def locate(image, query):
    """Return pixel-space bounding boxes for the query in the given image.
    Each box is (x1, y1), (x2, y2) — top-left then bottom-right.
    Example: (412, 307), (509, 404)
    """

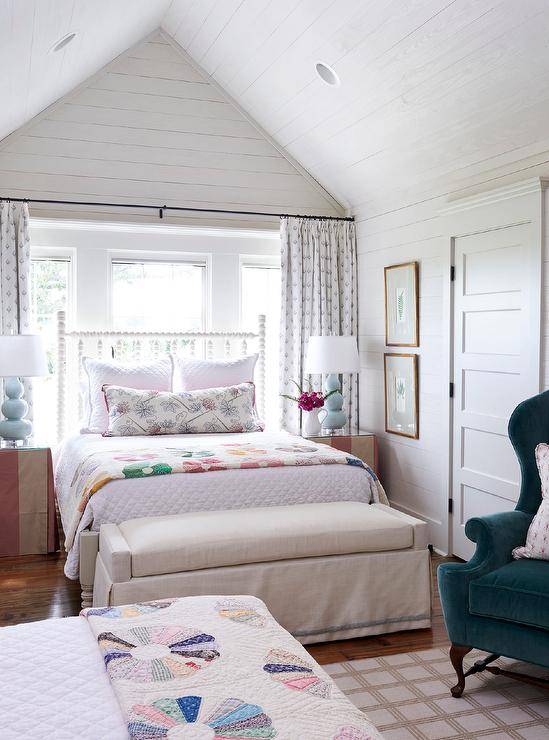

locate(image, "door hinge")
(448, 498), (454, 514)
(449, 381), (454, 398)
(450, 265), (455, 281)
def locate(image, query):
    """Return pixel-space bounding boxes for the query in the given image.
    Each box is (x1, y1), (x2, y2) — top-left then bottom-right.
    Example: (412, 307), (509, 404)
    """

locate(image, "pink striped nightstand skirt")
(0, 448), (59, 556)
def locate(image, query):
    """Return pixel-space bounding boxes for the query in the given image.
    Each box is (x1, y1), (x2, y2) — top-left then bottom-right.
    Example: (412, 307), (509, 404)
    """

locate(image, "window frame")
(30, 246), (76, 326)
(108, 249), (211, 332)
(239, 254), (281, 328)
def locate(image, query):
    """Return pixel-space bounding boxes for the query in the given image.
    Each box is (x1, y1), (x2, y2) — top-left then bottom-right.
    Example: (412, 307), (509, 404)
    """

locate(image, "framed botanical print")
(384, 261), (419, 346)
(384, 353), (419, 439)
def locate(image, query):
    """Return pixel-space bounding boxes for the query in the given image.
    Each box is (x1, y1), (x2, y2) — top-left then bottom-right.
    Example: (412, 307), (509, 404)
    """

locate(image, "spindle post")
(57, 311), (67, 442)
(257, 314), (266, 420)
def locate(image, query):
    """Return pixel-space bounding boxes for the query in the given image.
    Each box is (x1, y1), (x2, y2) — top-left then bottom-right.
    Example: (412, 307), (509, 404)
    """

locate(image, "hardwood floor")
(0, 550), (455, 664)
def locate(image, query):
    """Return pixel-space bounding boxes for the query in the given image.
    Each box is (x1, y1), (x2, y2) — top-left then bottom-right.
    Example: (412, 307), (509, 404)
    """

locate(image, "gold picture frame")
(384, 261), (419, 347)
(384, 353), (419, 439)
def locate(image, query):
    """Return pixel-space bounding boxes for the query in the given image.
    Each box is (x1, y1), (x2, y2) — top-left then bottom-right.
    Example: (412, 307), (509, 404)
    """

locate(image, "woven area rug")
(325, 648), (549, 739)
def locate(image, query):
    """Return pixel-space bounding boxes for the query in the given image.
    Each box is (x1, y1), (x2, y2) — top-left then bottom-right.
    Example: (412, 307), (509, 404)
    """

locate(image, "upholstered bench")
(94, 501), (432, 643)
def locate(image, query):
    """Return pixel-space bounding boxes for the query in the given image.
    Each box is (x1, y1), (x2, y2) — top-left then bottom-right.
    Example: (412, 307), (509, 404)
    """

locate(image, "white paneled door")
(452, 223), (541, 559)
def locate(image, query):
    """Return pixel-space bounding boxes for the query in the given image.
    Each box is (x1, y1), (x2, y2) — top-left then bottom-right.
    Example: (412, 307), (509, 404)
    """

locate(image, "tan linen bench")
(94, 501), (431, 644)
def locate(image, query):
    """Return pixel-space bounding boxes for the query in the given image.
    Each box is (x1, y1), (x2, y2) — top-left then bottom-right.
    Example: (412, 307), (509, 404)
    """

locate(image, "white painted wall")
(357, 178), (549, 554)
(357, 200), (448, 551)
(30, 219), (280, 331)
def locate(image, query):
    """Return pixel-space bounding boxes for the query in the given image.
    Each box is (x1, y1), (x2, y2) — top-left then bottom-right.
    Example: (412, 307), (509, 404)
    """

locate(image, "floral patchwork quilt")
(66, 434), (386, 543)
(81, 595), (383, 739)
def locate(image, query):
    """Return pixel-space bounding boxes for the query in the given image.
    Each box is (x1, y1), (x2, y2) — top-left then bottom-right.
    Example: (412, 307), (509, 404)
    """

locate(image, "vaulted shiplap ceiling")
(0, 0), (171, 143)
(3, 0), (549, 215)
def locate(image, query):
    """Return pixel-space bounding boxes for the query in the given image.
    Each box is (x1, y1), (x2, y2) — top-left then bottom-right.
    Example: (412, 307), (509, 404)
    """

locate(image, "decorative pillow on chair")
(103, 382), (264, 436)
(513, 442), (549, 560)
(82, 357), (172, 434)
(172, 354), (258, 392)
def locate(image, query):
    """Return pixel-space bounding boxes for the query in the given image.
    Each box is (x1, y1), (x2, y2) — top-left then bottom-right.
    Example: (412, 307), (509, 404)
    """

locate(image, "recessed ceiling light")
(50, 31), (77, 53)
(315, 61), (340, 87)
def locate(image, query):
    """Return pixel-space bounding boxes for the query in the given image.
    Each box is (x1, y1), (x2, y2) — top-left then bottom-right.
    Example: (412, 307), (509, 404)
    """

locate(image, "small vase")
(303, 408), (322, 436)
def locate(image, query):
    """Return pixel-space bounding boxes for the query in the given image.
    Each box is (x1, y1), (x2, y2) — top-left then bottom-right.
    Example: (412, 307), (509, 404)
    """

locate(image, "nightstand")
(305, 429), (378, 474)
(0, 445), (59, 556)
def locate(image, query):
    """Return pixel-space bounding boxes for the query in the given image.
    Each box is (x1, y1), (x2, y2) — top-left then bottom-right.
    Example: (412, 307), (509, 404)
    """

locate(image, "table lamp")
(0, 334), (48, 446)
(305, 335), (360, 432)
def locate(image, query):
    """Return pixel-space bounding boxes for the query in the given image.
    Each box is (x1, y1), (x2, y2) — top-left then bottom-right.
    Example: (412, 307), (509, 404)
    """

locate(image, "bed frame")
(55, 310), (266, 606)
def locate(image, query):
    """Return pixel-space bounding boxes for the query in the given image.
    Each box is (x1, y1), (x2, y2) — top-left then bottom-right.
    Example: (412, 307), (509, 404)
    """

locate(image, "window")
(30, 256), (71, 443)
(241, 262), (281, 427)
(111, 259), (206, 331)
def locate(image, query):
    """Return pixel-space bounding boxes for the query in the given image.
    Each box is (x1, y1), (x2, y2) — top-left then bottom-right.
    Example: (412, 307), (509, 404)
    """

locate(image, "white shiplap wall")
(357, 174), (549, 554)
(357, 199), (449, 551)
(0, 31), (342, 228)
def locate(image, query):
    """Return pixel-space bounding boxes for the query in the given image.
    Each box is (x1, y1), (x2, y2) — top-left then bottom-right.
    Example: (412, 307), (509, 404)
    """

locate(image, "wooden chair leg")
(450, 643), (473, 697)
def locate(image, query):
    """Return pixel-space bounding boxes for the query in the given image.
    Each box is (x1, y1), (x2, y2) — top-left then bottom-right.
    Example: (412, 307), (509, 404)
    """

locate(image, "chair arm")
(438, 510), (531, 645)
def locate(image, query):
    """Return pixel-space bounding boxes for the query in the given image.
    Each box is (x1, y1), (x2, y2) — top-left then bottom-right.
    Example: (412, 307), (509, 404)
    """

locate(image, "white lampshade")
(305, 335), (360, 374)
(0, 334), (48, 377)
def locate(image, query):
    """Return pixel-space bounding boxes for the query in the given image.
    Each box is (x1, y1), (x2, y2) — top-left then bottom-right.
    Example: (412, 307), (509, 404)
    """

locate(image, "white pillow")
(172, 354), (258, 392)
(103, 382), (264, 436)
(81, 356), (172, 434)
(513, 442), (549, 560)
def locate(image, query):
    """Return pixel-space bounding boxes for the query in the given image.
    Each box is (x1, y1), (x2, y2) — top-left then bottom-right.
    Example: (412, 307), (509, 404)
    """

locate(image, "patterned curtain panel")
(280, 216), (358, 434)
(0, 201), (33, 416)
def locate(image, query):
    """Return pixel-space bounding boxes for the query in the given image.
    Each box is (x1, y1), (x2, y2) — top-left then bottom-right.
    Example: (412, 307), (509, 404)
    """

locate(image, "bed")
(0, 595), (382, 740)
(56, 430), (386, 584)
(54, 310), (387, 610)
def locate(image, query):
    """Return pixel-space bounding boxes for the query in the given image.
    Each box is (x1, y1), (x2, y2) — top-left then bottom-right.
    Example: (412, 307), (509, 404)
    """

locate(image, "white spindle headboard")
(56, 311), (266, 442)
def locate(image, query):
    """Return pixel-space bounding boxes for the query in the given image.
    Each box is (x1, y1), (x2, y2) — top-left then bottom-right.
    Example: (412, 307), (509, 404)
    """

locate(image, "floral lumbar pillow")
(513, 442), (549, 560)
(102, 382), (264, 436)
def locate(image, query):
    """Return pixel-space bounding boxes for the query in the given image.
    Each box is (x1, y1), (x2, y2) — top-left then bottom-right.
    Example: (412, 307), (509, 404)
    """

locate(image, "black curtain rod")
(2, 196), (354, 222)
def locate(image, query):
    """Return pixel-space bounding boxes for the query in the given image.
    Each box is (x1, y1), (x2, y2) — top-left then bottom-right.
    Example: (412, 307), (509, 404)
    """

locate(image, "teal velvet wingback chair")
(438, 390), (549, 696)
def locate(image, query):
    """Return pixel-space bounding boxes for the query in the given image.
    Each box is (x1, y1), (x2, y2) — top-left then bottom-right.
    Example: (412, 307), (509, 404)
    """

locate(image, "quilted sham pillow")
(172, 354), (258, 392)
(103, 382), (264, 436)
(513, 442), (549, 560)
(82, 357), (172, 433)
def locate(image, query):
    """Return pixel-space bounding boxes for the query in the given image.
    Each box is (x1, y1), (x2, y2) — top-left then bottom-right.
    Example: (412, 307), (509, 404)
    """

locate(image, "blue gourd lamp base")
(322, 373), (347, 432)
(0, 377), (32, 445)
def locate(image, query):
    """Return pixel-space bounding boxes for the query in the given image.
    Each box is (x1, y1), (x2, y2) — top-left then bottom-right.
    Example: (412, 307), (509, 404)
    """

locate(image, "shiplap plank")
(128, 39), (179, 62)
(168, 0), (220, 50)
(199, 0), (273, 73)
(0, 152), (309, 192)
(28, 119), (287, 157)
(4, 136), (298, 175)
(0, 169), (331, 209)
(207, 0), (299, 82)
(74, 87), (243, 121)
(108, 55), (205, 83)
(186, 0), (249, 64)
(94, 71), (224, 101)
(48, 103), (264, 139)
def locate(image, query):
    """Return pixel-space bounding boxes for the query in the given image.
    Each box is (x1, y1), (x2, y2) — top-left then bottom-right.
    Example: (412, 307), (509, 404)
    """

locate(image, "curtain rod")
(2, 196), (354, 222)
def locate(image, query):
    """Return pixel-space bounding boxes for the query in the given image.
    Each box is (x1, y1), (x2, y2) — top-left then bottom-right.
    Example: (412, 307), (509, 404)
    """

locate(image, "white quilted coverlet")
(55, 431), (385, 579)
(0, 616), (127, 739)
